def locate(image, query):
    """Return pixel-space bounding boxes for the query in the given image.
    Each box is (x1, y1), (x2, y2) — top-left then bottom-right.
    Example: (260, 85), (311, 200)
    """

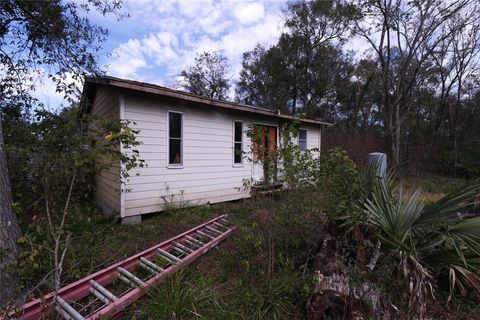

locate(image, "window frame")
(298, 128), (308, 151)
(232, 120), (244, 167)
(167, 110), (184, 168)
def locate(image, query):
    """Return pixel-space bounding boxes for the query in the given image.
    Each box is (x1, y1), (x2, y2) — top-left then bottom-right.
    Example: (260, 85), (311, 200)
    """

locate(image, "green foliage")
(0, 0), (124, 106)
(14, 225), (49, 286)
(276, 120), (321, 189)
(6, 107), (144, 210)
(180, 50), (231, 100)
(246, 121), (359, 217)
(457, 140), (480, 178)
(245, 123), (279, 186)
(142, 270), (230, 319)
(317, 148), (359, 216)
(3, 107), (144, 298)
(230, 275), (299, 319)
(236, 0), (356, 117)
(362, 174), (480, 300)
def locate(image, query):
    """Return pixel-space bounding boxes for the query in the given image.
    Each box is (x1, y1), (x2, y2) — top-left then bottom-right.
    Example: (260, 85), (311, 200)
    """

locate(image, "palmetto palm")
(363, 174), (480, 317)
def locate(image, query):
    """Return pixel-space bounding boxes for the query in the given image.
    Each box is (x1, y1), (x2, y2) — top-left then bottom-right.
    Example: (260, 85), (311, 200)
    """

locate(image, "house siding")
(121, 91), (322, 217)
(90, 86), (121, 214)
(86, 88), (322, 218)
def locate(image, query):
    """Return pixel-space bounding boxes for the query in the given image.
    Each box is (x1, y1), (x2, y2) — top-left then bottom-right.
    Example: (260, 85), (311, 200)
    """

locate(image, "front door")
(251, 124), (277, 183)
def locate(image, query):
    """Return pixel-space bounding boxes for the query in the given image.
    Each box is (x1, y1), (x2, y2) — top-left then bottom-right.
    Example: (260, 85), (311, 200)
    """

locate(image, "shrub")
(316, 148), (359, 216)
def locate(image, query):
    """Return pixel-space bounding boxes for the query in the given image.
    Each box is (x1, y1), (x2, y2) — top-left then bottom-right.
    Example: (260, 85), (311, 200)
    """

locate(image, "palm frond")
(424, 248), (480, 269)
(363, 179), (423, 250)
(447, 217), (480, 267)
(358, 157), (395, 200)
(448, 265), (480, 303)
(414, 183), (480, 226)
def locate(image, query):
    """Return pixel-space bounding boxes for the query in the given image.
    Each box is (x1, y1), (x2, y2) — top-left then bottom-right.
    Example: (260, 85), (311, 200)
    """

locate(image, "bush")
(317, 148), (359, 216)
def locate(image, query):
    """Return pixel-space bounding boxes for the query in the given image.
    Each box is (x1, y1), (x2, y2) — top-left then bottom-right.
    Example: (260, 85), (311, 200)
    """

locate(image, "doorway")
(251, 124), (277, 183)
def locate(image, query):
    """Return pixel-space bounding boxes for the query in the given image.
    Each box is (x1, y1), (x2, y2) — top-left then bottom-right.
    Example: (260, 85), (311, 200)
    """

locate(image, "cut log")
(306, 272), (382, 320)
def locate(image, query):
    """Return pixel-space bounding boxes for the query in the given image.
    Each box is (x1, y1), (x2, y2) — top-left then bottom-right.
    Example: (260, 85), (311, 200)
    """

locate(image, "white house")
(82, 76), (332, 223)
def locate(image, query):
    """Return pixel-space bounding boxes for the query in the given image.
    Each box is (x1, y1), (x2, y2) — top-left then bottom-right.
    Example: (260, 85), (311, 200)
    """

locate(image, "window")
(298, 129), (307, 150)
(168, 111), (182, 166)
(233, 121), (243, 164)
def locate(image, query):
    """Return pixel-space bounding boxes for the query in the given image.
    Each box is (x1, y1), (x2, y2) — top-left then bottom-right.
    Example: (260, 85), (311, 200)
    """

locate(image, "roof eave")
(84, 76), (333, 126)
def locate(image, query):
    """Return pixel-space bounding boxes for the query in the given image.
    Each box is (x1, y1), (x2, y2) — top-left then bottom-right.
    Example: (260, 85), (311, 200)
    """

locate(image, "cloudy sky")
(35, 0), (289, 108)
(102, 0), (287, 87)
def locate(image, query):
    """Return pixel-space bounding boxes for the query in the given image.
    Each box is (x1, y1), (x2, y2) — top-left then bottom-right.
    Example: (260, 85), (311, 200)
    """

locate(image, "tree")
(334, 58), (383, 132)
(429, 15), (480, 173)
(351, 0), (479, 168)
(236, 0), (355, 118)
(236, 42), (296, 113)
(180, 50), (231, 100)
(0, 0), (123, 306)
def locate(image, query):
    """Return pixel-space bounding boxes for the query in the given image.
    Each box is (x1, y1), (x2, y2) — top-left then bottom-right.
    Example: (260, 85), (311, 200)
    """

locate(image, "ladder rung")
(206, 226), (222, 235)
(55, 296), (85, 320)
(157, 248), (181, 263)
(202, 228), (218, 238)
(140, 257), (165, 273)
(173, 241), (194, 253)
(184, 239), (201, 249)
(185, 235), (204, 246)
(213, 221), (227, 230)
(55, 305), (75, 320)
(172, 246), (186, 255)
(89, 287), (110, 305)
(220, 218), (229, 225)
(117, 267), (145, 287)
(197, 230), (215, 240)
(89, 280), (118, 302)
(139, 260), (158, 274)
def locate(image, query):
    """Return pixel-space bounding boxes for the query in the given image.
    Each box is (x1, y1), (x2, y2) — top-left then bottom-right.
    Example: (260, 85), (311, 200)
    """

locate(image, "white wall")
(121, 91), (322, 217)
(91, 86), (121, 214)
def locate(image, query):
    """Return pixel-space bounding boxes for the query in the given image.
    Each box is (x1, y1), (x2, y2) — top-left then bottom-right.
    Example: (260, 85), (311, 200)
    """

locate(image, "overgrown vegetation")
(107, 149), (474, 319)
(2, 106), (144, 304)
(2, 139), (479, 319)
(2, 0), (480, 318)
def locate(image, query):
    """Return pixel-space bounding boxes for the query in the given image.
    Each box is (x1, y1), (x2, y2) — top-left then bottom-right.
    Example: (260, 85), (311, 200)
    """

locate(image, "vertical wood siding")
(91, 86), (121, 214)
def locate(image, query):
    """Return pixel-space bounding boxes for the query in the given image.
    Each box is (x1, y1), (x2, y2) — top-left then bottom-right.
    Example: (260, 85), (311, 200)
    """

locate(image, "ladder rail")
(6, 214), (235, 320)
(88, 224), (235, 319)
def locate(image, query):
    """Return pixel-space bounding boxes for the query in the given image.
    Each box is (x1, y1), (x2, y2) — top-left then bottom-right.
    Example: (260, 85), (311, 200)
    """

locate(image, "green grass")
(123, 190), (325, 319)
(134, 269), (232, 319)
(14, 173), (479, 319)
(400, 173), (469, 194)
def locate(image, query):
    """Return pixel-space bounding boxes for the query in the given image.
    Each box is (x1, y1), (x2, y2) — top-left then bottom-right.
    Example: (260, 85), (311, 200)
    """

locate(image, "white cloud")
(109, 39), (147, 78)
(26, 0), (287, 106)
(234, 2), (266, 24)
(103, 0), (286, 98)
(142, 32), (180, 65)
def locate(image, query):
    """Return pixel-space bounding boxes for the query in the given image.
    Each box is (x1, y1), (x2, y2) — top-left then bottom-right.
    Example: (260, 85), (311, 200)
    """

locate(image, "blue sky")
(34, 0), (289, 108)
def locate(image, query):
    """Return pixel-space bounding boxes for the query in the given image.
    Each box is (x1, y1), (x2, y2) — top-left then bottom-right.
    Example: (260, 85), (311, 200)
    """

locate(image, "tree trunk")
(392, 103), (401, 169)
(0, 115), (21, 307)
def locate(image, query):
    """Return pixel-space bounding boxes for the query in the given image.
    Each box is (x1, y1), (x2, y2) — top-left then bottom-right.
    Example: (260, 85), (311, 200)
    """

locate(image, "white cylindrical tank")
(367, 152), (387, 177)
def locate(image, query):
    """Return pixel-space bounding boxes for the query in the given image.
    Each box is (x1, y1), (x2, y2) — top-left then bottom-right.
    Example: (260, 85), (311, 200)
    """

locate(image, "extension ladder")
(8, 214), (235, 320)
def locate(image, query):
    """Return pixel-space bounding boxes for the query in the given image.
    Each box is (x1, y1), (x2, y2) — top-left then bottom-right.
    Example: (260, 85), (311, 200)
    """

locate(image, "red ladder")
(8, 214), (235, 320)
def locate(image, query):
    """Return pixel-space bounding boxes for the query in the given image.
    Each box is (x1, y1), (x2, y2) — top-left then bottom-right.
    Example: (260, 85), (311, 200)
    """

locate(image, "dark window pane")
(234, 121), (242, 142)
(169, 112), (182, 138)
(299, 129), (307, 140)
(234, 142), (242, 163)
(169, 139), (181, 164)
